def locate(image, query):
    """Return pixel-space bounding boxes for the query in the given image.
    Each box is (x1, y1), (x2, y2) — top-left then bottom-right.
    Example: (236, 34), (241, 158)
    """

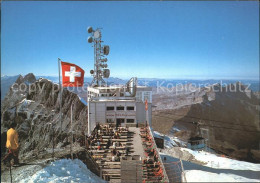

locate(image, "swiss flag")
(61, 61), (85, 87)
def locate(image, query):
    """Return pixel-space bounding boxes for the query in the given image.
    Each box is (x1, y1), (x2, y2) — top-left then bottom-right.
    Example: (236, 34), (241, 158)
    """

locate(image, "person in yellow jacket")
(6, 122), (19, 165)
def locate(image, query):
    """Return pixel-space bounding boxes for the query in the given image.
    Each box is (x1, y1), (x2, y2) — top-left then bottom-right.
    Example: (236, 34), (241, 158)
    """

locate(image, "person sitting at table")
(97, 140), (101, 146)
(115, 151), (121, 161)
(116, 150), (121, 157)
(112, 155), (116, 162)
(148, 149), (155, 156)
(114, 132), (120, 139)
(154, 154), (158, 162)
(106, 139), (112, 149)
(96, 123), (101, 130)
(97, 144), (102, 150)
(90, 139), (95, 146)
(147, 156), (154, 164)
(99, 136), (103, 142)
(118, 142), (122, 147)
(112, 147), (117, 156)
(112, 142), (116, 148)
(126, 146), (130, 156)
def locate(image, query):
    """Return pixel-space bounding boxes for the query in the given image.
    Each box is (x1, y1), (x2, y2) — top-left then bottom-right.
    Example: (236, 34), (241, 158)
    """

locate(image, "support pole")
(52, 123), (55, 160)
(58, 58), (63, 135)
(145, 99), (148, 127)
(180, 158), (187, 182)
(9, 160), (12, 183)
(70, 105), (73, 160)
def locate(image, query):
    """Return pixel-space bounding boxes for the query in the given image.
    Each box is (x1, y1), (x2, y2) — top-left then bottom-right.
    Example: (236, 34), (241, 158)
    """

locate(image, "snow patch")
(78, 96), (88, 106)
(180, 148), (260, 171)
(153, 131), (186, 148)
(19, 98), (34, 106)
(18, 159), (106, 183)
(184, 170), (260, 182)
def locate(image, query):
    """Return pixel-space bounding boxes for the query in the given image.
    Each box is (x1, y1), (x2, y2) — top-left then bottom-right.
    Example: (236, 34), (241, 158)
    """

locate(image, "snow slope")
(18, 159), (106, 183)
(154, 128), (260, 182)
(180, 148), (260, 171)
(153, 130), (186, 148)
(184, 170), (260, 182)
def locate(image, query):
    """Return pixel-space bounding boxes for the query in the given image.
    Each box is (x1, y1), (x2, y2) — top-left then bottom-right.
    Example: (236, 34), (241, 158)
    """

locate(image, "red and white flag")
(145, 99), (148, 111)
(61, 61), (85, 87)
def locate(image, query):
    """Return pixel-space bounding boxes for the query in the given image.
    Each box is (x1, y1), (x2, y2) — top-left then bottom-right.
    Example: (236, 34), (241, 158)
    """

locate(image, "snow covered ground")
(153, 129), (260, 182)
(18, 159), (106, 183)
(161, 148), (260, 182)
(184, 170), (260, 182)
(180, 148), (260, 171)
(78, 96), (88, 106)
(153, 130), (186, 148)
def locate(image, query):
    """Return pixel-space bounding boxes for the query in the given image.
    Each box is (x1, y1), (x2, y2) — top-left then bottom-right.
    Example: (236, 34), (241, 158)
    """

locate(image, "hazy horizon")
(1, 73), (259, 81)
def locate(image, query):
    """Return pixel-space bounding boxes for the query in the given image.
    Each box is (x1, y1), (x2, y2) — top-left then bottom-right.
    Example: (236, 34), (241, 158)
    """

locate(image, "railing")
(147, 126), (170, 182)
(85, 148), (101, 176)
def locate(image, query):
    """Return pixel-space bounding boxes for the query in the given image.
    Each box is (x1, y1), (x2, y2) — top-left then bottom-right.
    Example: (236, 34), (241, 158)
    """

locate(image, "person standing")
(6, 122), (19, 166)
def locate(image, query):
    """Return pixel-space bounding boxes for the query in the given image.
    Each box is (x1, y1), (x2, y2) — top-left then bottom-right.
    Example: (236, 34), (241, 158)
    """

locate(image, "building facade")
(87, 85), (152, 135)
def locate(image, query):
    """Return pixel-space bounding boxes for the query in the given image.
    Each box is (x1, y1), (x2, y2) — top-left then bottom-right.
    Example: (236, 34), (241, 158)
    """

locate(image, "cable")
(153, 114), (260, 133)
(153, 113), (259, 133)
(154, 110), (257, 128)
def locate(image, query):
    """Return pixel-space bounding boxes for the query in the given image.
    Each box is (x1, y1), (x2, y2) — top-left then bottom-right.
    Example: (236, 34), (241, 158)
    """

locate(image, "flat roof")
(88, 85), (152, 90)
(89, 99), (136, 102)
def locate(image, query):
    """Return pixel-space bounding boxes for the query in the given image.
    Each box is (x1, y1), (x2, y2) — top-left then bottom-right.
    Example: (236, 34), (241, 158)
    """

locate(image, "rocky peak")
(15, 74), (24, 85)
(23, 73), (36, 83)
(15, 73), (36, 85)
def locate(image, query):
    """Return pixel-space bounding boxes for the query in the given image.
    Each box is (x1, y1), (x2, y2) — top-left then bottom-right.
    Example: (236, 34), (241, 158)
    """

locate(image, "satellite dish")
(88, 36), (93, 43)
(87, 26), (93, 33)
(94, 30), (101, 39)
(103, 69), (110, 78)
(101, 58), (107, 62)
(101, 64), (107, 68)
(103, 45), (110, 55)
(90, 70), (94, 74)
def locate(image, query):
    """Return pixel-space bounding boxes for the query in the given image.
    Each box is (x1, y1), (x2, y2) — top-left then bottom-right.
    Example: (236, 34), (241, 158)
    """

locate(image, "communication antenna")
(87, 26), (110, 87)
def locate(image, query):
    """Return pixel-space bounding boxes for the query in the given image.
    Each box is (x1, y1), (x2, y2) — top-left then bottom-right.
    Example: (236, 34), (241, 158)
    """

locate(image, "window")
(127, 106), (135, 110)
(116, 106), (124, 110)
(107, 119), (114, 123)
(106, 106), (114, 111)
(126, 119), (135, 123)
(144, 91), (151, 102)
(136, 92), (142, 101)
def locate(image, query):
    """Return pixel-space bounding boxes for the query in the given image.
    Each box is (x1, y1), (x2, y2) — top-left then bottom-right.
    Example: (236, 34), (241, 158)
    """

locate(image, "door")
(116, 118), (125, 127)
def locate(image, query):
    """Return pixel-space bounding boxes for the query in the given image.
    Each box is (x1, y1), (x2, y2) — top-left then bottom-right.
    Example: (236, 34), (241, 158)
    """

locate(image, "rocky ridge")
(1, 73), (88, 160)
(152, 82), (260, 162)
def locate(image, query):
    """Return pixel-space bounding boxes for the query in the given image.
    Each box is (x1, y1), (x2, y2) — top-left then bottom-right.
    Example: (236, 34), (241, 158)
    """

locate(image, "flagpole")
(70, 105), (73, 160)
(58, 58), (62, 135)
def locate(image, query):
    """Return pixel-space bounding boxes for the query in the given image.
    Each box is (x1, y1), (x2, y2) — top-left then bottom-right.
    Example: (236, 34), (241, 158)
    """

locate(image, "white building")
(87, 81), (152, 135)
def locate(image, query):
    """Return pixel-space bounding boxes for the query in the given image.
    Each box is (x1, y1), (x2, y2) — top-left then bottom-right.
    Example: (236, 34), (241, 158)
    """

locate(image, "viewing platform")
(86, 124), (169, 182)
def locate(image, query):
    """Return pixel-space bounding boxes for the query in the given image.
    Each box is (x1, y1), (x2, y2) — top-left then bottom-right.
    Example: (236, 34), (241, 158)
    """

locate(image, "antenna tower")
(87, 26), (110, 87)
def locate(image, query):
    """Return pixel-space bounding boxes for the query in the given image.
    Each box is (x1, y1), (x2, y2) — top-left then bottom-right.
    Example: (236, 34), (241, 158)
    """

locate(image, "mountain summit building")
(86, 27), (152, 135)
(87, 80), (152, 135)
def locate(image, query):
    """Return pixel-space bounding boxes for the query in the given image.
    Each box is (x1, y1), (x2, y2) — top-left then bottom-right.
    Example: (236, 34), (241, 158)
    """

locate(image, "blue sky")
(1, 1), (259, 80)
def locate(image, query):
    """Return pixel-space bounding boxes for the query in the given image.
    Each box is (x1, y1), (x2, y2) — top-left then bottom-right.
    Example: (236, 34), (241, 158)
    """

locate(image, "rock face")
(1, 74), (88, 159)
(1, 75), (20, 100)
(152, 82), (260, 162)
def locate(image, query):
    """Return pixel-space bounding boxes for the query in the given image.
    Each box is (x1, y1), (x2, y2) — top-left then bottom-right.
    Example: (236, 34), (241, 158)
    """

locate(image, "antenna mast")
(87, 26), (110, 87)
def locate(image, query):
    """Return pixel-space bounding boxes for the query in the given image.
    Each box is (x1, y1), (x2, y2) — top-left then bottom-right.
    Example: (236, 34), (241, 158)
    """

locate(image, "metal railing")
(147, 126), (170, 182)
